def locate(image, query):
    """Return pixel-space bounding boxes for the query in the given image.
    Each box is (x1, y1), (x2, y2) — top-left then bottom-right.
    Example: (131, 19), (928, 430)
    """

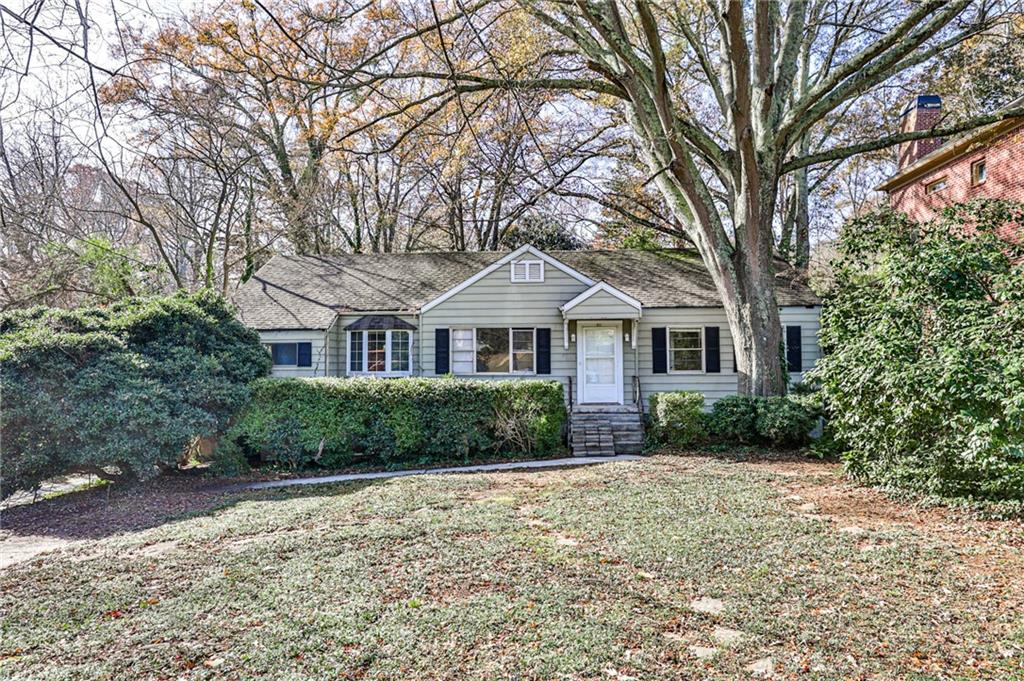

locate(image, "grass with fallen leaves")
(2, 455), (1022, 679)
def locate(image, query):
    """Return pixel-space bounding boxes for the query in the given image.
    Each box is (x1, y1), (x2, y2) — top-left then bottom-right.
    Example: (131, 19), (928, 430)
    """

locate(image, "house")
(878, 94), (1024, 240)
(233, 245), (821, 455)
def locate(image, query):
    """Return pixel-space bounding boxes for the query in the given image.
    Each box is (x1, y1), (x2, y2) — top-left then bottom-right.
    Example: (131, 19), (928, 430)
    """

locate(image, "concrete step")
(570, 404), (645, 456)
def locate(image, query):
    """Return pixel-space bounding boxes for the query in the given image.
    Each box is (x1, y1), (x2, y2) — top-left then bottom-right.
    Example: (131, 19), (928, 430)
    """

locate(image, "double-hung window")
(348, 329), (411, 375)
(451, 328), (536, 374)
(668, 328), (703, 372)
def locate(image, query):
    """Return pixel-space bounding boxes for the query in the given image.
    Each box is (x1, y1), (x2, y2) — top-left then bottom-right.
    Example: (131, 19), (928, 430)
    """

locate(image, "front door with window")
(578, 322), (622, 404)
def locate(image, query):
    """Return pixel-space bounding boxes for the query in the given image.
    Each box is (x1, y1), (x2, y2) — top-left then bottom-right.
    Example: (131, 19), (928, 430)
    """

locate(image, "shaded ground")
(1, 453), (1022, 679)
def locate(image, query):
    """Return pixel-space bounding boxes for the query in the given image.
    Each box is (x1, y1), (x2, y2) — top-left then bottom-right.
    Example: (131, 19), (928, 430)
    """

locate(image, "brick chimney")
(897, 95), (943, 169)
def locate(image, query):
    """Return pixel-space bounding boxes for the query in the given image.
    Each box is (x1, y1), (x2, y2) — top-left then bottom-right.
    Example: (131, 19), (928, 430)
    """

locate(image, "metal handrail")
(632, 375), (643, 416)
(567, 375), (574, 409)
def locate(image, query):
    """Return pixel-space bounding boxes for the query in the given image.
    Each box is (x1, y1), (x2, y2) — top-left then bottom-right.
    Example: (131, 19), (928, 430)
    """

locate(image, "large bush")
(815, 201), (1024, 502)
(0, 291), (271, 497)
(226, 377), (566, 468)
(706, 394), (817, 448)
(649, 391), (706, 447)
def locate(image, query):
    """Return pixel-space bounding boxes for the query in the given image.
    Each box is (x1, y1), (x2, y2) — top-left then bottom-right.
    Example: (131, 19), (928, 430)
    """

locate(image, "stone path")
(237, 455), (644, 491)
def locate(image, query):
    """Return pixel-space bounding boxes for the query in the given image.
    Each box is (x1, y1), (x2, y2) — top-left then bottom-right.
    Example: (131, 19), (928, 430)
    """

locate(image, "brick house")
(877, 94), (1024, 240)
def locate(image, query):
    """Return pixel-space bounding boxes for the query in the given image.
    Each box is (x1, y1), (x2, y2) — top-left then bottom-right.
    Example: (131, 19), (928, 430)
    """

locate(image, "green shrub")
(226, 377), (566, 469)
(649, 391), (706, 447)
(209, 439), (251, 477)
(0, 291), (271, 498)
(706, 395), (761, 443)
(705, 394), (817, 448)
(756, 397), (817, 448)
(815, 201), (1024, 501)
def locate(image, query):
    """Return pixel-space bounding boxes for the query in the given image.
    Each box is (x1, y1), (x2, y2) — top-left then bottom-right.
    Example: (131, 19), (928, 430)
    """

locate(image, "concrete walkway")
(238, 454), (643, 491)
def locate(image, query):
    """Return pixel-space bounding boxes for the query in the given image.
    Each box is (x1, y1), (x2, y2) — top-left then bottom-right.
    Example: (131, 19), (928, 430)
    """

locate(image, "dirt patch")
(769, 464), (1024, 585)
(0, 473), (234, 542)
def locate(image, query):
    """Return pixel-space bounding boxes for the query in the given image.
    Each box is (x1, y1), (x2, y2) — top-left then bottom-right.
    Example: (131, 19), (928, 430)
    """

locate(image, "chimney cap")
(900, 94), (942, 117)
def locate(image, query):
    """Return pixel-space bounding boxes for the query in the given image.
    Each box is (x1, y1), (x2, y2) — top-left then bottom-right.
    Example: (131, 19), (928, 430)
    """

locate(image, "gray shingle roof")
(233, 249), (819, 330)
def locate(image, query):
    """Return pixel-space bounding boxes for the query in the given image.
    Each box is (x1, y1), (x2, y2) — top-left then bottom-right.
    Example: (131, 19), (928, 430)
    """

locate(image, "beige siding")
(564, 289), (640, 320)
(420, 261), (590, 399)
(635, 306), (821, 407)
(259, 329), (330, 378)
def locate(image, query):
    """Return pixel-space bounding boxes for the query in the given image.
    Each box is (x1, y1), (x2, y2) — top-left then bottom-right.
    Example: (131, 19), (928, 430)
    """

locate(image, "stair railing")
(632, 375), (643, 417)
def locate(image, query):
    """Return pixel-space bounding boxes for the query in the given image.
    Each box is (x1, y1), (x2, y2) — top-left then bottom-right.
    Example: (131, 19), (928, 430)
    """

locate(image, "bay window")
(348, 329), (411, 375)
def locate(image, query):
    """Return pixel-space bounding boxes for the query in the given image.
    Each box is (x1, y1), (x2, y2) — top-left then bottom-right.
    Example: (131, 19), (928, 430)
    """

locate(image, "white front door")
(578, 322), (623, 404)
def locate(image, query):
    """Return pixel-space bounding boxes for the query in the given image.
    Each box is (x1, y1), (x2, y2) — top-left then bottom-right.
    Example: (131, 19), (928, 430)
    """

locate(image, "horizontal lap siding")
(636, 306), (821, 408)
(565, 290), (640, 319)
(259, 330), (329, 378)
(336, 313), (420, 376)
(421, 264), (588, 399)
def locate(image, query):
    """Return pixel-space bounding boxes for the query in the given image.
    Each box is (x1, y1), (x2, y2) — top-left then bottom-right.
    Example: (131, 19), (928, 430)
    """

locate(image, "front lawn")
(2, 455), (1022, 679)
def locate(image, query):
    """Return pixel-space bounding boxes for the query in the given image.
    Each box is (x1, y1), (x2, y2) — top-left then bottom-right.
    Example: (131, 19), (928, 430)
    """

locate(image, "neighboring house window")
(971, 159), (987, 186)
(451, 328), (536, 374)
(348, 330), (411, 375)
(269, 342), (312, 368)
(510, 259), (544, 282)
(924, 177), (947, 194)
(668, 328), (702, 372)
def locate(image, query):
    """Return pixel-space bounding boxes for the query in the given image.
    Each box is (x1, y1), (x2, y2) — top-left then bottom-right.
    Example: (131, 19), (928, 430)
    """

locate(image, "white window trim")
(666, 327), (705, 374)
(346, 329), (413, 377)
(924, 176), (948, 194)
(450, 327), (537, 375)
(510, 259), (544, 283)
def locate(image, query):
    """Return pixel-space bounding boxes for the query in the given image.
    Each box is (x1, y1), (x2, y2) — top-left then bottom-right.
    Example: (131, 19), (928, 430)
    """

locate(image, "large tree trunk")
(637, 134), (787, 395)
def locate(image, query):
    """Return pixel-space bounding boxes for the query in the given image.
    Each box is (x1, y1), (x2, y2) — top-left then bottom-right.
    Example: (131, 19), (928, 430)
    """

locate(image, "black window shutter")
(297, 342), (312, 367)
(652, 327), (667, 374)
(731, 344), (737, 373)
(435, 328), (450, 374)
(704, 327), (721, 373)
(536, 328), (551, 374)
(786, 325), (803, 372)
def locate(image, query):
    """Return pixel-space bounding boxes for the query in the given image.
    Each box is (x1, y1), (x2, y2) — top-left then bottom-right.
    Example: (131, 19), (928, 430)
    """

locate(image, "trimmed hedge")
(224, 377), (566, 469)
(649, 391), (706, 447)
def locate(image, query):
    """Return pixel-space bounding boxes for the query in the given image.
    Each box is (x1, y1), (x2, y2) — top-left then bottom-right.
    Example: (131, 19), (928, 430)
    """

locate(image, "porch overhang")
(559, 282), (642, 321)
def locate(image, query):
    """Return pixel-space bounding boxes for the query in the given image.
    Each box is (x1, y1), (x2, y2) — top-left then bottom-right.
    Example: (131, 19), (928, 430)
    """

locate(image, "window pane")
(476, 328), (509, 373)
(350, 332), (363, 372)
(513, 352), (534, 372)
(452, 329), (474, 374)
(391, 331), (410, 372)
(512, 329), (533, 352)
(670, 330), (701, 349)
(367, 331), (386, 372)
(585, 357), (615, 384)
(452, 329), (474, 350)
(671, 349), (702, 371)
(271, 343), (297, 365)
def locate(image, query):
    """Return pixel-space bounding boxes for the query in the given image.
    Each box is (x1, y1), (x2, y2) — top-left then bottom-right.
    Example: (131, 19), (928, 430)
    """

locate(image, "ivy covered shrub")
(649, 391), (706, 447)
(705, 394), (817, 448)
(0, 291), (271, 498)
(226, 377), (566, 469)
(815, 201), (1024, 503)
